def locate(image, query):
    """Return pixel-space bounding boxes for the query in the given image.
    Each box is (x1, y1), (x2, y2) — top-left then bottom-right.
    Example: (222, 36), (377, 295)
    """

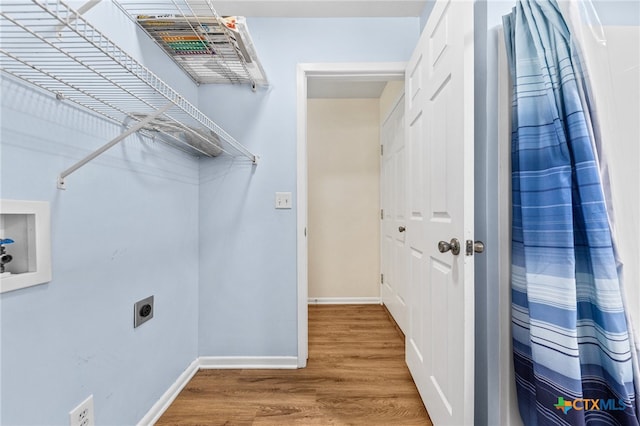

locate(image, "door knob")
(398, 226), (406, 233)
(438, 238), (460, 255)
(474, 241), (485, 253)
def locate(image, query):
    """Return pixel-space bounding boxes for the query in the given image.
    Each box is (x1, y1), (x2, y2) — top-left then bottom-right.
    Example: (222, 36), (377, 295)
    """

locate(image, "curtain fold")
(504, 1), (639, 425)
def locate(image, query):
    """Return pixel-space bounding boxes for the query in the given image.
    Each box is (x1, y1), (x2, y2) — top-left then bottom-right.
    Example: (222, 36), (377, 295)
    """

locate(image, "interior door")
(380, 95), (408, 332)
(404, 0), (475, 424)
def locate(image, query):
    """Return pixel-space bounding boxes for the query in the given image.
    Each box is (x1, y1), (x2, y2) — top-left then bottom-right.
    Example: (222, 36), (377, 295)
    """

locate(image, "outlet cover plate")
(69, 395), (94, 426)
(275, 192), (292, 209)
(134, 295), (154, 328)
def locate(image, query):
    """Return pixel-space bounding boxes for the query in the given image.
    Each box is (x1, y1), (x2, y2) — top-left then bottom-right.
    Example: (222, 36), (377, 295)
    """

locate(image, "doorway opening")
(296, 63), (406, 367)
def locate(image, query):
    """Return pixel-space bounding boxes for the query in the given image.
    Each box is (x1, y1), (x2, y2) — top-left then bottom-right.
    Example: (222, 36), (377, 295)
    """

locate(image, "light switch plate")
(275, 192), (292, 209)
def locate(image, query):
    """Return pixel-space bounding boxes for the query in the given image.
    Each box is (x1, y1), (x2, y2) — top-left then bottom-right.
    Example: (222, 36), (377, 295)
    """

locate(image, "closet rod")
(57, 102), (173, 189)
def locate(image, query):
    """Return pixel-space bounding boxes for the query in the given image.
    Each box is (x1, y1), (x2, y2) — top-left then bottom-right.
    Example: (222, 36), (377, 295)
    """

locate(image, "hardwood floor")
(157, 304), (432, 425)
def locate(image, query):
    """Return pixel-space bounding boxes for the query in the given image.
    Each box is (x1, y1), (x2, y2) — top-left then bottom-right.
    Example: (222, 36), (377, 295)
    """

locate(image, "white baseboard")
(138, 356), (299, 424)
(308, 297), (381, 305)
(137, 358), (199, 426)
(199, 356), (298, 369)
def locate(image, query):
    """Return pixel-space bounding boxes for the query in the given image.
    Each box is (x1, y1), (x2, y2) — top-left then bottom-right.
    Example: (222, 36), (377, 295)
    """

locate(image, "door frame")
(296, 62), (406, 367)
(497, 28), (522, 425)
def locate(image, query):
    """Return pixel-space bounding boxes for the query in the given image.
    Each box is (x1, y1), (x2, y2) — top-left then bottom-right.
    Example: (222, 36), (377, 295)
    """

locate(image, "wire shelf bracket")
(57, 102), (173, 190)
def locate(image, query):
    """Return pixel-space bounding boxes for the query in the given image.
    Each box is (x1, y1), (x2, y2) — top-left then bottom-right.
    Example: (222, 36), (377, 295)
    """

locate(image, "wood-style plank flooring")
(157, 304), (432, 425)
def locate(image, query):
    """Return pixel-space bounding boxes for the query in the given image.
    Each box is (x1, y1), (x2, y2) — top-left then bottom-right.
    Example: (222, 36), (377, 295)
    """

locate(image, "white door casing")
(380, 94), (408, 332)
(404, 0), (475, 424)
(297, 63), (407, 368)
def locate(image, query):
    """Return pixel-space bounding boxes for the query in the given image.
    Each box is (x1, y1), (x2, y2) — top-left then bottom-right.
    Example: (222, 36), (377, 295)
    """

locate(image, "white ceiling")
(307, 80), (389, 99)
(212, 0), (428, 17)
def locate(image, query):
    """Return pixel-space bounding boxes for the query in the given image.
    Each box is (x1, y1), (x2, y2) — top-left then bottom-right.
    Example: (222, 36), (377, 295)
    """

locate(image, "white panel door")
(404, 0), (475, 424)
(380, 95), (408, 332)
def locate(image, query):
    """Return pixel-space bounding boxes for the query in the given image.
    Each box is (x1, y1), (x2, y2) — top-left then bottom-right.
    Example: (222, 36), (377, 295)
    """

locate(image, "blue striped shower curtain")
(503, 1), (639, 425)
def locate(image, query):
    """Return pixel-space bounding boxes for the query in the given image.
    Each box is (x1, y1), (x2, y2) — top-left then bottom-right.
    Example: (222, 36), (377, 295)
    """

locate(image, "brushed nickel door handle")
(438, 238), (461, 255)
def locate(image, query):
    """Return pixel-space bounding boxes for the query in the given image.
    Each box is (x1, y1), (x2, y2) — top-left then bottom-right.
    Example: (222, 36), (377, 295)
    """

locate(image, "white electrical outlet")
(69, 395), (94, 426)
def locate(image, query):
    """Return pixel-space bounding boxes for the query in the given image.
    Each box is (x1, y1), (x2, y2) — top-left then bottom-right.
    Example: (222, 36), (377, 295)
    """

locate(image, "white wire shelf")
(114, 0), (268, 87)
(0, 0), (258, 188)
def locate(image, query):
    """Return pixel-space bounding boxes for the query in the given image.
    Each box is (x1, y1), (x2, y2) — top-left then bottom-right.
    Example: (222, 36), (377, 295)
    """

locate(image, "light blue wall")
(0, 3), (199, 424)
(197, 17), (420, 356)
(593, 0), (640, 26)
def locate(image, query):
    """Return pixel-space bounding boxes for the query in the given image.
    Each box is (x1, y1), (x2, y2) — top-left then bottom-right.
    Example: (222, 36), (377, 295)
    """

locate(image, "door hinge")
(380, 209), (384, 219)
(380, 144), (384, 156)
(381, 273), (384, 284)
